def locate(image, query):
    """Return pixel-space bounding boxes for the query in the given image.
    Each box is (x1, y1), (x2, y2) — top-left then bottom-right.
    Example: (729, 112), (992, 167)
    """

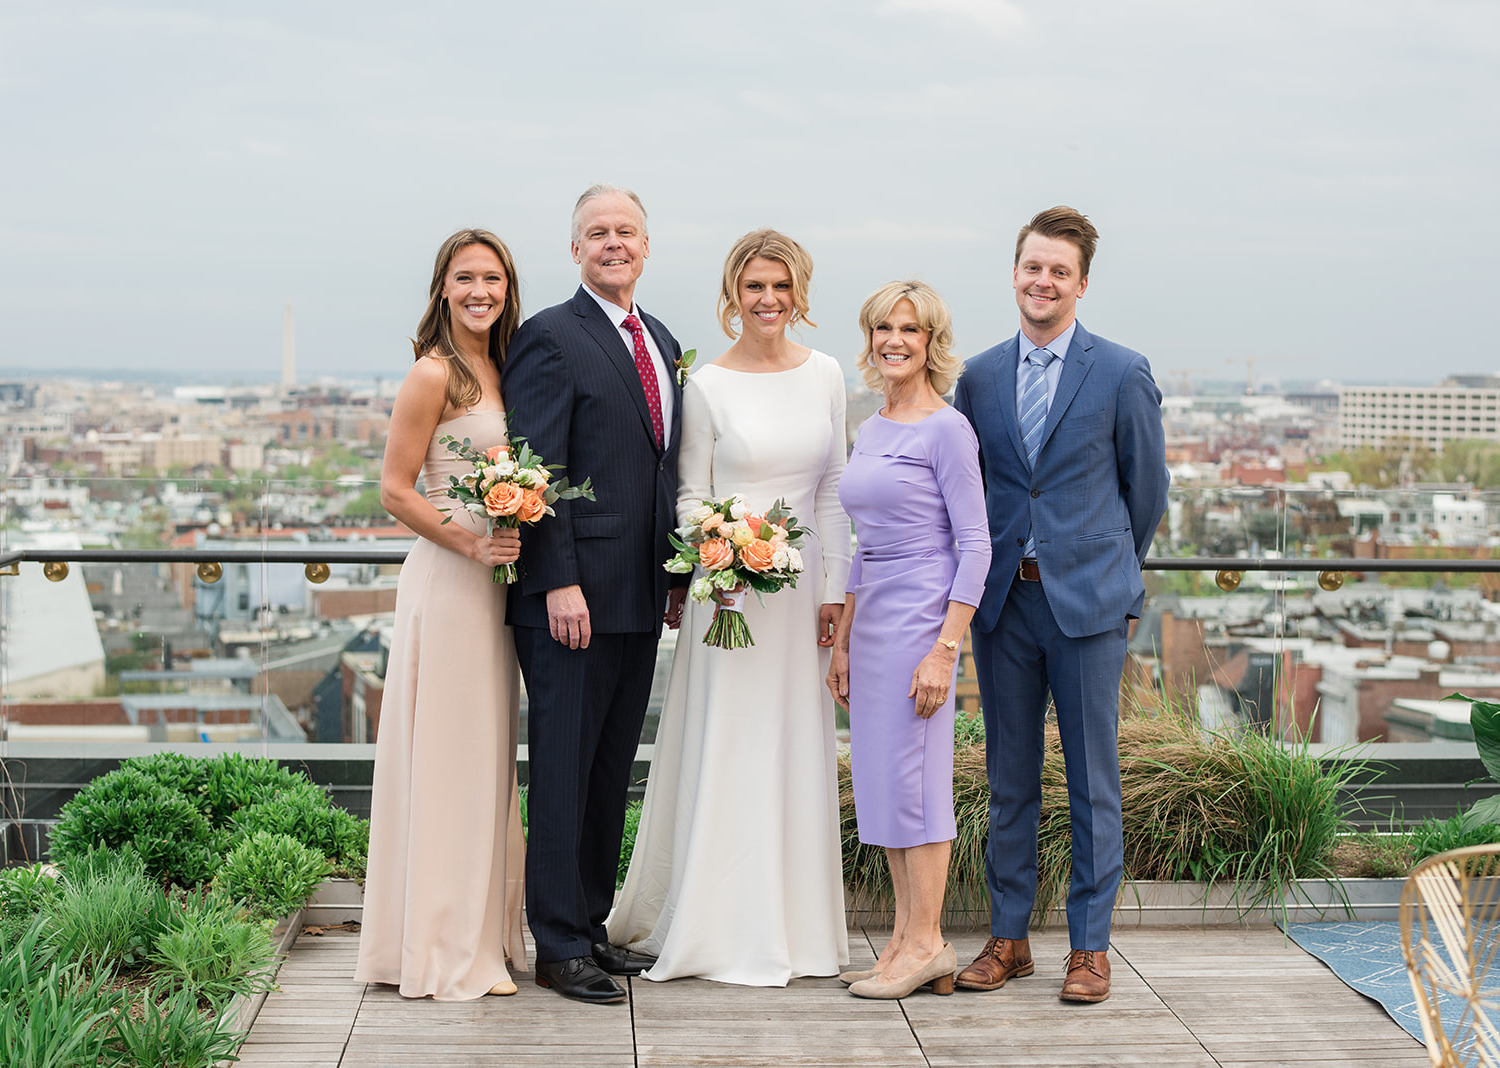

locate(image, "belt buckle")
(1018, 558), (1039, 582)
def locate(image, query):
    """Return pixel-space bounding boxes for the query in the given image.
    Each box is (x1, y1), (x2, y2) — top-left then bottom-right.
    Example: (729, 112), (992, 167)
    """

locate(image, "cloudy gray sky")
(2, 1), (1495, 388)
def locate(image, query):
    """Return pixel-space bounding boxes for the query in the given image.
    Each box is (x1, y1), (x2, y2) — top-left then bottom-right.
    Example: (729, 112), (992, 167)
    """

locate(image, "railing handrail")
(2, 546), (1498, 573)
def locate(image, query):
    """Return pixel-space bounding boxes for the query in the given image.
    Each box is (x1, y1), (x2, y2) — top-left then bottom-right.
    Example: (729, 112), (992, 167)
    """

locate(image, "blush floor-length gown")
(354, 409), (528, 1001)
(606, 352), (852, 986)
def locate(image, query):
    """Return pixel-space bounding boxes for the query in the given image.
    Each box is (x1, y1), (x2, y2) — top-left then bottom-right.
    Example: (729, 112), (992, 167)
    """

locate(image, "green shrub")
(107, 986), (244, 1068)
(49, 768), (219, 887)
(1410, 813), (1500, 862)
(45, 847), (175, 969)
(0, 922), (123, 1068)
(0, 865), (57, 950)
(842, 702), (1371, 925)
(231, 781), (369, 878)
(118, 752), (211, 813)
(147, 892), (276, 1002)
(617, 799), (642, 887)
(216, 831), (329, 921)
(953, 711), (985, 748)
(201, 753), (302, 825)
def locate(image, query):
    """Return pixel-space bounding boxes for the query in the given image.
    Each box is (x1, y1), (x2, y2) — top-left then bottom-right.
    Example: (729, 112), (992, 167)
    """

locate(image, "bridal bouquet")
(663, 494), (805, 649)
(439, 433), (594, 583)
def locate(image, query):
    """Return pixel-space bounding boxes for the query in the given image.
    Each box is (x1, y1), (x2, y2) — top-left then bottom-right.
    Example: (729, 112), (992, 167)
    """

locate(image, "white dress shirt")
(1014, 319), (1077, 415)
(584, 285), (676, 436)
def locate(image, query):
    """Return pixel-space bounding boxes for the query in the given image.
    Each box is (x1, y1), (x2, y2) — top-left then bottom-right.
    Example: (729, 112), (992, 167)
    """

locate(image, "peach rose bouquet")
(438, 431), (594, 583)
(663, 494), (806, 649)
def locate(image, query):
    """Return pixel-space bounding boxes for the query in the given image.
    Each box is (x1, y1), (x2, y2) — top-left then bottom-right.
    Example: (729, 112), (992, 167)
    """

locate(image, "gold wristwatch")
(937, 638), (959, 651)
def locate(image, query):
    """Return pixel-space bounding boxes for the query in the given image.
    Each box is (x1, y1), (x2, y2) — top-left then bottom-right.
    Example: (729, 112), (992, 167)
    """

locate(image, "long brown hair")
(411, 229), (522, 410)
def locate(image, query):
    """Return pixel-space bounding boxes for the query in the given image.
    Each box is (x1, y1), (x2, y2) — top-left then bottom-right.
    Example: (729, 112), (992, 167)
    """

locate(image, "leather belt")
(1018, 558), (1041, 582)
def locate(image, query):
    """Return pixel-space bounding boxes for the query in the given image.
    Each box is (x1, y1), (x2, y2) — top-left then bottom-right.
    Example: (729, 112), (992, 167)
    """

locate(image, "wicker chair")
(1401, 844), (1500, 1067)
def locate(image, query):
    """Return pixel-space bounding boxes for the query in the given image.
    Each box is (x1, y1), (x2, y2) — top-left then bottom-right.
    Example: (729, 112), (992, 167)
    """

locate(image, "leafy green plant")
(231, 780), (369, 878)
(49, 768), (219, 887)
(842, 698), (1375, 925)
(1453, 693), (1500, 832)
(107, 986), (244, 1068)
(119, 752), (211, 812)
(0, 921), (123, 1068)
(1411, 812), (1500, 862)
(45, 847), (175, 969)
(617, 799), (642, 887)
(201, 753), (303, 825)
(0, 864), (57, 950)
(147, 892), (277, 1001)
(953, 711), (985, 748)
(216, 831), (329, 921)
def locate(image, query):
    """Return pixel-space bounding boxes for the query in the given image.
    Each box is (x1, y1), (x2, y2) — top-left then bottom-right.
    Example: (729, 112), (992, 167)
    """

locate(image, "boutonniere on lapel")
(675, 348), (697, 386)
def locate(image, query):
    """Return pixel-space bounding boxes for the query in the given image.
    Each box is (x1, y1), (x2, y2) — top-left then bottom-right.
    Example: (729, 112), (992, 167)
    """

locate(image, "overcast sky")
(2, 1), (1495, 389)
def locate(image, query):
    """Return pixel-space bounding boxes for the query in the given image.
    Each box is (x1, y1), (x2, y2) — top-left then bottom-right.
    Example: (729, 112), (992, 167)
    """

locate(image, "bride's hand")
(826, 647), (850, 709)
(469, 526), (521, 566)
(817, 602), (843, 648)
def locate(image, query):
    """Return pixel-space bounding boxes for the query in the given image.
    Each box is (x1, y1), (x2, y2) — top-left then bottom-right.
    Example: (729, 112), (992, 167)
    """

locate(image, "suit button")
(1030, 489), (1041, 498)
(1016, 537), (1024, 547)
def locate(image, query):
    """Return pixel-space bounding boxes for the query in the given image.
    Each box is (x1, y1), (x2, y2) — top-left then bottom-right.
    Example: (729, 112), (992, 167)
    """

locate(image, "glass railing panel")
(1136, 483), (1500, 747)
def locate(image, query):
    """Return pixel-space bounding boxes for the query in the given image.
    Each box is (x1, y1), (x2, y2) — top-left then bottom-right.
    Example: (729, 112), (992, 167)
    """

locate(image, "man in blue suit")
(952, 206), (1168, 1003)
(502, 184), (688, 1004)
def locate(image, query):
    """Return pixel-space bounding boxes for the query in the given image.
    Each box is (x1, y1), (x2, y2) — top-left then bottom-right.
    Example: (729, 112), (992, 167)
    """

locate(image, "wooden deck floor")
(233, 925), (1427, 1067)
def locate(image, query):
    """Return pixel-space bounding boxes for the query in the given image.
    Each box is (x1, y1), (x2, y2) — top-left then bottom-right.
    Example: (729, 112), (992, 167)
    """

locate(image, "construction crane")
(1167, 368), (1211, 396)
(1225, 356), (1291, 395)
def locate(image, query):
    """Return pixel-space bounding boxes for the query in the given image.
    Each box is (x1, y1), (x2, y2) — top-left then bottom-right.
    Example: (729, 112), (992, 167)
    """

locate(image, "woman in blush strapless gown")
(353, 229), (529, 1001)
(828, 280), (990, 1001)
(606, 229), (851, 986)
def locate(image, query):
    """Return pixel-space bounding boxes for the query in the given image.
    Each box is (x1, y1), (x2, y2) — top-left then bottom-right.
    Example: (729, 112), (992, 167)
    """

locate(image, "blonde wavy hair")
(410, 229), (521, 411)
(717, 229), (816, 339)
(856, 280), (959, 395)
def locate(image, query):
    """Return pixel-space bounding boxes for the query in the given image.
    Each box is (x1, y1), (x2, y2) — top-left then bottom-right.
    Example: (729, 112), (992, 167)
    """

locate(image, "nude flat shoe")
(848, 943), (956, 1000)
(487, 980), (518, 996)
(839, 968), (878, 986)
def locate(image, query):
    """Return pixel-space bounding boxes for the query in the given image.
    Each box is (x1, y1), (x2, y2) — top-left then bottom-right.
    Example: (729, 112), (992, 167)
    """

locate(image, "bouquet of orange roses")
(439, 433), (594, 583)
(663, 494), (805, 649)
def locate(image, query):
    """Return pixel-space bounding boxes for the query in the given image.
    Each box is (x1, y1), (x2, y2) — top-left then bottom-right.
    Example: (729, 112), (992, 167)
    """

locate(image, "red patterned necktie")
(622, 314), (664, 448)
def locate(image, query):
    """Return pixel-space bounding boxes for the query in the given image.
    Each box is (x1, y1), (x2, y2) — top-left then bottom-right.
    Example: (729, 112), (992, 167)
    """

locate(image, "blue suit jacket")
(953, 322), (1168, 638)
(500, 286), (684, 634)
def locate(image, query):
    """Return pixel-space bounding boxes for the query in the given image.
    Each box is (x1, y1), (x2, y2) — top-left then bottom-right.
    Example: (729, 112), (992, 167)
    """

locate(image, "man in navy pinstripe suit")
(502, 184), (688, 1004)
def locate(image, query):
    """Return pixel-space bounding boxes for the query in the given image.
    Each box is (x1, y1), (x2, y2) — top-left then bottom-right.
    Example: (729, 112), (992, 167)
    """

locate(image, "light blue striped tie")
(1020, 347), (1055, 558)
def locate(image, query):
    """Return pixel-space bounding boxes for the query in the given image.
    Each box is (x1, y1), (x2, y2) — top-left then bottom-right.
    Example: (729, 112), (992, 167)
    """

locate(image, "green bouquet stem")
(702, 605), (754, 649)
(489, 517), (518, 584)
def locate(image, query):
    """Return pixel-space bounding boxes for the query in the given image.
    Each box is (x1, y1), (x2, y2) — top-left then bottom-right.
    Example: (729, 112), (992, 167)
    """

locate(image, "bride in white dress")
(606, 230), (851, 985)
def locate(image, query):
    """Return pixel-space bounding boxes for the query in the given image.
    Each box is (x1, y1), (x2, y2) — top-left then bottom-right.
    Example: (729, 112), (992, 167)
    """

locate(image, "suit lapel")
(641, 311), (680, 450)
(571, 287), (660, 451)
(990, 336), (1028, 468)
(1036, 323), (1095, 456)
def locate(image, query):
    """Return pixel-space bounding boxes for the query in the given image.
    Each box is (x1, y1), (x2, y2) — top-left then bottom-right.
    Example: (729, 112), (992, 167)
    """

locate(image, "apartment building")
(1338, 375), (1500, 450)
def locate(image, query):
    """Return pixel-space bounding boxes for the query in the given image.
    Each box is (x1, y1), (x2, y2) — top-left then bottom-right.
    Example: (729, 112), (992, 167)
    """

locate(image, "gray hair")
(571, 183), (648, 244)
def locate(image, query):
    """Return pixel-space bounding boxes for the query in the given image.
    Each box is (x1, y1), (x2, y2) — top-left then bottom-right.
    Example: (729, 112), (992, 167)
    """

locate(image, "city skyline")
(2, 2), (1495, 384)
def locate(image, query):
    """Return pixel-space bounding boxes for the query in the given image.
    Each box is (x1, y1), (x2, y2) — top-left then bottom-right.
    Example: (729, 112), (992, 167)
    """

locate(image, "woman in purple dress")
(827, 280), (991, 1000)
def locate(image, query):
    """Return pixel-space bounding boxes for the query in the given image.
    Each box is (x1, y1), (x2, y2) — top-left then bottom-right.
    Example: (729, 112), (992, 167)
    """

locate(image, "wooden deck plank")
(233, 924), (1432, 1067)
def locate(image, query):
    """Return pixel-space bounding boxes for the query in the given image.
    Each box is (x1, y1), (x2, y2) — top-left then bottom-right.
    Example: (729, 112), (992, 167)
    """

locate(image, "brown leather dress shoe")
(954, 936), (1034, 991)
(1060, 949), (1111, 1002)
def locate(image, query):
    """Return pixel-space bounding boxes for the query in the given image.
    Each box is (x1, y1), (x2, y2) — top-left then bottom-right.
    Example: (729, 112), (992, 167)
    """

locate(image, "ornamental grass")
(840, 697), (1370, 927)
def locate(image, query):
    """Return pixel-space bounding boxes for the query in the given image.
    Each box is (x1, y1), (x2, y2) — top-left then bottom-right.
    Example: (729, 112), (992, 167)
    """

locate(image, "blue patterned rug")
(1282, 921), (1426, 1043)
(1284, 924), (1422, 1038)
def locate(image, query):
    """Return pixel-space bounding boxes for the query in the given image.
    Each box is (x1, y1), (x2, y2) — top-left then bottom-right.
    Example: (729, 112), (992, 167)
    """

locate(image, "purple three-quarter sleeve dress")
(839, 405), (991, 848)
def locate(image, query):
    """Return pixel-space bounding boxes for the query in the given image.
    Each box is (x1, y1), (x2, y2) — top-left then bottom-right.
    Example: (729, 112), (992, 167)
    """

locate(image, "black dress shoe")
(534, 956), (626, 1004)
(591, 941), (658, 977)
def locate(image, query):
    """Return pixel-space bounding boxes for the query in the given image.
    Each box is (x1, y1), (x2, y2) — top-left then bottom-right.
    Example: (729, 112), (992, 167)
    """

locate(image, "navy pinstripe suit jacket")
(501, 286), (684, 634)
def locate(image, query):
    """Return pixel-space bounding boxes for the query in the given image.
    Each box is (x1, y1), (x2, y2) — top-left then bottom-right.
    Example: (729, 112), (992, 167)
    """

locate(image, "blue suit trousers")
(972, 579), (1127, 950)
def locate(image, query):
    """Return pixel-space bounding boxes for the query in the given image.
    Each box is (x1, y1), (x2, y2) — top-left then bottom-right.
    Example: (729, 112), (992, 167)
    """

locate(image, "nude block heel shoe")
(839, 968), (878, 986)
(848, 943), (957, 999)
